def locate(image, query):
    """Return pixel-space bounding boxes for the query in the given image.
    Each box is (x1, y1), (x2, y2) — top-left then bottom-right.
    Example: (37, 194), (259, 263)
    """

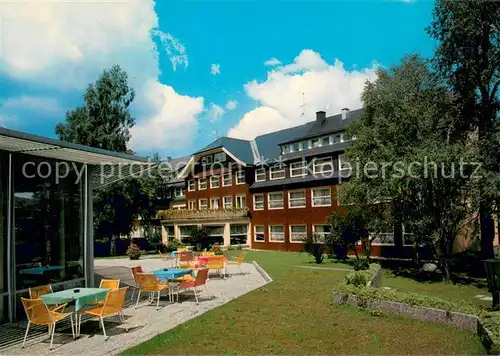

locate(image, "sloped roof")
(194, 137), (254, 164)
(254, 122), (314, 161)
(280, 108), (363, 145)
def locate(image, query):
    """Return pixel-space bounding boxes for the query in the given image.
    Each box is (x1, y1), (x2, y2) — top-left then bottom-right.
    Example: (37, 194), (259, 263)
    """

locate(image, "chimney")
(316, 110), (326, 124)
(341, 108), (349, 120)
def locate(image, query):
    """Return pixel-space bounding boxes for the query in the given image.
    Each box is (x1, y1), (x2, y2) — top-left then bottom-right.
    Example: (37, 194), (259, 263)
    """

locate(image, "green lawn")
(382, 270), (491, 308)
(123, 250), (485, 355)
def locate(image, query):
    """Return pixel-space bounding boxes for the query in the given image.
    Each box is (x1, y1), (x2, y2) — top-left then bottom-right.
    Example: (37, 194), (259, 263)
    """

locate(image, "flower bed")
(333, 264), (500, 354)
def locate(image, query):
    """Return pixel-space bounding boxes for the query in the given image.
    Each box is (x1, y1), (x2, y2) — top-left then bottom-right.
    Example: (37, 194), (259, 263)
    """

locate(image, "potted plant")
(126, 243), (141, 260)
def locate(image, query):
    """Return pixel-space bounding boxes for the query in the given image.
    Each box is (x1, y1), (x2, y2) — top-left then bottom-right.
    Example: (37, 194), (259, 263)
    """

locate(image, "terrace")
(0, 257), (267, 355)
(159, 208), (249, 222)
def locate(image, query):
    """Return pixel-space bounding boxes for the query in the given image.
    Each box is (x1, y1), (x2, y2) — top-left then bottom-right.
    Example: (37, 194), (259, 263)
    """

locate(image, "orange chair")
(21, 298), (75, 349)
(178, 268), (209, 304)
(206, 256), (226, 279)
(29, 285), (67, 312)
(79, 287), (128, 340)
(178, 251), (196, 269)
(100, 279), (120, 290)
(134, 273), (169, 310)
(226, 252), (247, 275)
(130, 266), (144, 300)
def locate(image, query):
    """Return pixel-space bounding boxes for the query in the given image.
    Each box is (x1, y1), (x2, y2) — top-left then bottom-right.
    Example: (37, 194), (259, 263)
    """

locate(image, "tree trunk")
(480, 202), (495, 259)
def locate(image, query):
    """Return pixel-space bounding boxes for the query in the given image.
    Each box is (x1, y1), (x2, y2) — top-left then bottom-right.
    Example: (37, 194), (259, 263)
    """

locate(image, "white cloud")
(130, 81), (204, 151)
(210, 63), (221, 76)
(228, 49), (377, 140)
(1, 0), (199, 153)
(2, 96), (64, 115)
(207, 103), (225, 122)
(225, 100), (238, 110)
(264, 57), (282, 66)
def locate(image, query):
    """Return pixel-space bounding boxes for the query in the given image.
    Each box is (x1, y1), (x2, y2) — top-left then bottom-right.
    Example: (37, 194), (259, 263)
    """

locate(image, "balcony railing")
(159, 208), (249, 221)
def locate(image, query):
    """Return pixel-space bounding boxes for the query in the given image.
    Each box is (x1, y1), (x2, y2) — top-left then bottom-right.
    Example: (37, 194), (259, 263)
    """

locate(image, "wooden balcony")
(159, 208), (249, 222)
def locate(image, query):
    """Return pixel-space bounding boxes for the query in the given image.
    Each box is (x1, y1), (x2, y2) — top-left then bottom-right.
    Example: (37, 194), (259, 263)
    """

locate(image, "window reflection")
(14, 155), (84, 291)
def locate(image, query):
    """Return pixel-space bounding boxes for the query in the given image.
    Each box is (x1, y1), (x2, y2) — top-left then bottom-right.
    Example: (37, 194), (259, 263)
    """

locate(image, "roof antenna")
(300, 92), (311, 116)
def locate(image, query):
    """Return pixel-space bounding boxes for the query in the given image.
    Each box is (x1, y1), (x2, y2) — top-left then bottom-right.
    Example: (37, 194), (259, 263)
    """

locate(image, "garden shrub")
(210, 245), (224, 255)
(165, 239), (184, 252)
(345, 271), (367, 287)
(301, 234), (325, 264)
(126, 243), (141, 260)
(353, 258), (370, 271)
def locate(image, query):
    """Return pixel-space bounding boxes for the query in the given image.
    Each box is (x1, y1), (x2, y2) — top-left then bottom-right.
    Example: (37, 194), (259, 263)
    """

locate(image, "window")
(255, 168), (266, 182)
(223, 196), (233, 209)
(188, 180), (195, 192)
(236, 171), (246, 184)
(269, 225), (285, 242)
(311, 138), (320, 148)
(313, 225), (330, 243)
(282, 145), (291, 154)
(210, 175), (220, 188)
(222, 172), (232, 187)
(230, 224), (248, 245)
(290, 225), (307, 243)
(321, 136), (330, 146)
(268, 192), (284, 209)
(332, 134), (342, 144)
(293, 142), (300, 151)
(188, 200), (196, 210)
(270, 164), (286, 180)
(210, 197), (221, 209)
(288, 190), (306, 208)
(290, 161), (307, 177)
(313, 156), (333, 174)
(312, 188), (331, 207)
(301, 140), (308, 150)
(198, 178), (207, 190)
(199, 199), (208, 209)
(214, 152), (226, 162)
(201, 155), (213, 165)
(235, 195), (247, 208)
(253, 194), (264, 210)
(254, 225), (265, 242)
(174, 187), (185, 197)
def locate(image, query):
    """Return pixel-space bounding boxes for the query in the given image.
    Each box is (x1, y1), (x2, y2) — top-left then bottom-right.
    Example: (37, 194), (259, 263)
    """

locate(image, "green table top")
(41, 287), (110, 312)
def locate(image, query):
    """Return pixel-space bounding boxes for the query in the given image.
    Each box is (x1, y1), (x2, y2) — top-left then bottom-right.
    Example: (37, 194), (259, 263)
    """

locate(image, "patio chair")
(226, 252), (247, 275)
(178, 251), (196, 269)
(94, 279), (120, 307)
(29, 284), (67, 312)
(21, 297), (75, 350)
(201, 251), (215, 256)
(79, 287), (128, 340)
(134, 273), (169, 310)
(130, 266), (144, 300)
(177, 268), (209, 304)
(206, 256), (226, 279)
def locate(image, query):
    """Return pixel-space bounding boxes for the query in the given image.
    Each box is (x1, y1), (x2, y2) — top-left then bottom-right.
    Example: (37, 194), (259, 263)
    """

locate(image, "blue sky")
(0, 0), (435, 158)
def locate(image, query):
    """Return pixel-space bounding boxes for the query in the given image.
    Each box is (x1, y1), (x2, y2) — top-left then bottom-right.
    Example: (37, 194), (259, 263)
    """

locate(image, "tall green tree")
(342, 55), (477, 279)
(427, 0), (500, 259)
(55, 66), (169, 252)
(56, 65), (135, 153)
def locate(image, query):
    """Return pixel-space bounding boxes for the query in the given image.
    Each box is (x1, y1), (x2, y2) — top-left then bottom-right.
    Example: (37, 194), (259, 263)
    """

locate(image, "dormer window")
(332, 134), (342, 144)
(321, 136), (330, 146)
(214, 152), (226, 162)
(311, 138), (320, 148)
(255, 168), (266, 182)
(293, 142), (300, 151)
(236, 171), (246, 184)
(270, 164), (286, 180)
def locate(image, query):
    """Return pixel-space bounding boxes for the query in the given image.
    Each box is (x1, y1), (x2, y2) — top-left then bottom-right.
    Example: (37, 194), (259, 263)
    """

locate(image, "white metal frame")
(288, 190), (306, 208)
(268, 192), (284, 210)
(210, 175), (220, 189)
(311, 187), (331, 207)
(223, 196), (233, 209)
(312, 156), (333, 174)
(198, 178), (208, 190)
(253, 193), (264, 211)
(255, 168), (266, 182)
(235, 195), (247, 209)
(289, 224), (307, 243)
(269, 165), (286, 180)
(253, 225), (265, 242)
(187, 180), (195, 192)
(199, 198), (208, 209)
(268, 225), (285, 243)
(235, 171), (246, 185)
(289, 161), (307, 177)
(222, 172), (232, 187)
(312, 224), (330, 243)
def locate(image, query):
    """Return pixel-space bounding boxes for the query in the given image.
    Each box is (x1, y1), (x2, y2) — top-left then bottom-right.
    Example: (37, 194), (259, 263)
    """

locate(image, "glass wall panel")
(0, 151), (9, 323)
(13, 154), (84, 296)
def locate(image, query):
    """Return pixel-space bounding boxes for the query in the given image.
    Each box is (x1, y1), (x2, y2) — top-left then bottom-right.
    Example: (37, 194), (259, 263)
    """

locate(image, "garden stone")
(422, 263), (438, 273)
